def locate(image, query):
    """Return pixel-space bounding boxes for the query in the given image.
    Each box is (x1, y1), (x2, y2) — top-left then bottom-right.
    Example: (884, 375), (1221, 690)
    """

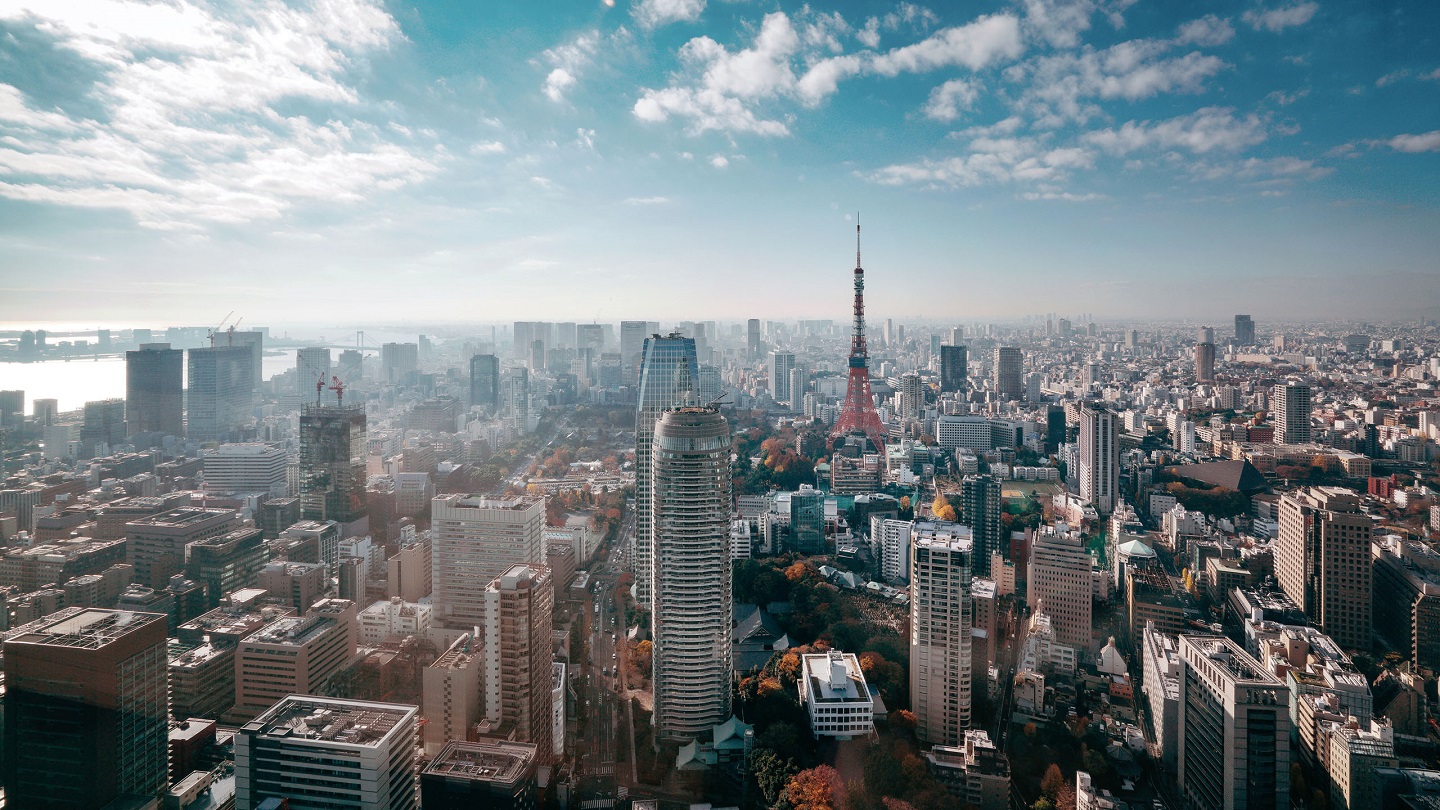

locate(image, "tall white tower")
(651, 406), (733, 745)
(909, 525), (973, 746)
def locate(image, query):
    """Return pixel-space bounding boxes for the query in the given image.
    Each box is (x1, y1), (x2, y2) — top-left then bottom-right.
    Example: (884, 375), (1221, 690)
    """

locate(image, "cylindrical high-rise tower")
(650, 406), (733, 745)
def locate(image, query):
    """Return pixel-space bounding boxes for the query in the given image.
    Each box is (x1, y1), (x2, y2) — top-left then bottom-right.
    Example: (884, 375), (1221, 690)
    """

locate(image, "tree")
(864, 746), (905, 799)
(783, 765), (842, 810)
(931, 495), (957, 522)
(1056, 782), (1078, 810)
(752, 748), (799, 806)
(630, 639), (653, 678)
(1032, 799), (1056, 810)
(1041, 764), (1066, 799)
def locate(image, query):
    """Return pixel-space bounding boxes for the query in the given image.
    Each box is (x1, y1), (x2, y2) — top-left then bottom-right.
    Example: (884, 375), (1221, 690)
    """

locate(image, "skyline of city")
(1, 0), (1438, 323)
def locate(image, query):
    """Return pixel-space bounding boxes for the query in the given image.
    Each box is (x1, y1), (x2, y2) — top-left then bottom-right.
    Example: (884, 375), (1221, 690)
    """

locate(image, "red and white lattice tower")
(831, 218), (887, 445)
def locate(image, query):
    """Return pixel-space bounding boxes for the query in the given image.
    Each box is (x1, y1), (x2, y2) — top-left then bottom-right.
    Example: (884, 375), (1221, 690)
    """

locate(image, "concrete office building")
(431, 495), (546, 628)
(185, 526), (269, 608)
(771, 350), (796, 405)
(621, 320), (649, 382)
(651, 407), (734, 745)
(1371, 536), (1440, 671)
(911, 527), (974, 745)
(1235, 314), (1256, 346)
(993, 347), (1023, 400)
(258, 560), (327, 612)
(236, 695), (418, 810)
(278, 519), (342, 573)
(1177, 634), (1290, 810)
(126, 506), (239, 589)
(423, 633), (483, 756)
(3, 608), (170, 809)
(381, 341), (419, 384)
(1277, 487), (1373, 650)
(296, 346), (331, 397)
(187, 344), (254, 442)
(1195, 341), (1217, 383)
(634, 333), (699, 610)
(470, 353), (501, 412)
(1078, 402), (1119, 515)
(1273, 380), (1312, 445)
(1027, 528), (1093, 649)
(484, 564), (554, 760)
(299, 403), (367, 524)
(961, 474), (1001, 578)
(202, 443), (287, 494)
(80, 398), (127, 456)
(233, 599), (358, 719)
(940, 344), (968, 393)
(421, 740), (539, 810)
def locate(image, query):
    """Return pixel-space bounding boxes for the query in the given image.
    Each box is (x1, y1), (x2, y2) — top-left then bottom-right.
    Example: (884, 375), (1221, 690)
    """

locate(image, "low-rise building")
(798, 650), (873, 740)
(358, 596), (434, 645)
(923, 729), (1010, 810)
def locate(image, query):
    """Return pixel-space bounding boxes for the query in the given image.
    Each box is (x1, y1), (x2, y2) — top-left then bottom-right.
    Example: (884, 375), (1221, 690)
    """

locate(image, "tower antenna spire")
(855, 213), (861, 268)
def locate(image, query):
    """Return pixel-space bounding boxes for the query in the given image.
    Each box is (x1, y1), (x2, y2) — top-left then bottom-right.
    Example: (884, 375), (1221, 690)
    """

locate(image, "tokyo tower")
(831, 218), (887, 445)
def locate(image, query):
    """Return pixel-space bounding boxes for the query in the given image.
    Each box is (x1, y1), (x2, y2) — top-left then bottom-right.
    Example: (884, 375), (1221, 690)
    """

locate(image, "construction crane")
(315, 375), (326, 407)
(328, 375), (346, 407)
(208, 311), (234, 347)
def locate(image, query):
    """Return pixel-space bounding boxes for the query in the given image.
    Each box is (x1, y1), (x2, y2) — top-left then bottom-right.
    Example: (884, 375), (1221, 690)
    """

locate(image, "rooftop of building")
(243, 614), (337, 647)
(437, 494), (543, 510)
(8, 608), (165, 650)
(244, 696), (414, 748)
(1182, 635), (1278, 684)
(423, 740), (537, 784)
(126, 506), (234, 529)
(802, 650), (871, 703)
(203, 444), (285, 457)
(168, 640), (230, 669)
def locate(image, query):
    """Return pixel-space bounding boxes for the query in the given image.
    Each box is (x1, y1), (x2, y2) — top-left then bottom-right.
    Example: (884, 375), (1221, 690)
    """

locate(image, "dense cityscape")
(1, 232), (1439, 810)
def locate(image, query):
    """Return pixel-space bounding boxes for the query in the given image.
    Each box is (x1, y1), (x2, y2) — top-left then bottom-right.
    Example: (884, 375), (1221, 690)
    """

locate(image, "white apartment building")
(872, 516), (913, 583)
(202, 443), (287, 495)
(357, 597), (434, 645)
(911, 528), (973, 746)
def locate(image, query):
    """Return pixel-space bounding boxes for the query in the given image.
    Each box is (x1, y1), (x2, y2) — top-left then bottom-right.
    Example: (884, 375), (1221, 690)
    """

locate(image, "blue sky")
(0, 0), (1436, 327)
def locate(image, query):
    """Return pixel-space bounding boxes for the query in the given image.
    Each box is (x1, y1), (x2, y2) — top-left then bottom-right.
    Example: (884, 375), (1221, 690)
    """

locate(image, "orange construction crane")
(328, 375), (346, 407)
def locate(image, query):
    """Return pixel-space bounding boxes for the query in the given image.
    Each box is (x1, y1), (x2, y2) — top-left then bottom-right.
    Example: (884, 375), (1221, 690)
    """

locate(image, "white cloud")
(575, 128), (596, 150)
(1384, 131), (1440, 153)
(1010, 38), (1228, 126)
(709, 154), (729, 168)
(544, 68), (577, 102)
(871, 14), (1024, 76)
(469, 141), (507, 155)
(1264, 88), (1309, 105)
(868, 135), (1093, 188)
(1242, 2), (1318, 32)
(633, 12), (802, 135)
(623, 195), (671, 204)
(541, 31), (600, 101)
(1083, 107), (1268, 154)
(632, 0), (705, 30)
(1375, 69), (1410, 88)
(1021, 189), (1105, 201)
(1175, 15), (1235, 47)
(796, 55), (864, 106)
(923, 79), (980, 122)
(0, 0), (434, 229)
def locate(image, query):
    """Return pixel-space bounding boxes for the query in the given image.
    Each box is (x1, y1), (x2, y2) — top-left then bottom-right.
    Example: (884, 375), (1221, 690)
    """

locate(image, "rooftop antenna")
(856, 212), (861, 269)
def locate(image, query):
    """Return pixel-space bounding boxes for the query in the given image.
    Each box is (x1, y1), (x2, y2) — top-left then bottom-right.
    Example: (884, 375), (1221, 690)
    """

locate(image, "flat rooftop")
(8, 608), (165, 650)
(126, 506), (234, 529)
(424, 740), (537, 784)
(245, 696), (414, 748)
(243, 615), (335, 647)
